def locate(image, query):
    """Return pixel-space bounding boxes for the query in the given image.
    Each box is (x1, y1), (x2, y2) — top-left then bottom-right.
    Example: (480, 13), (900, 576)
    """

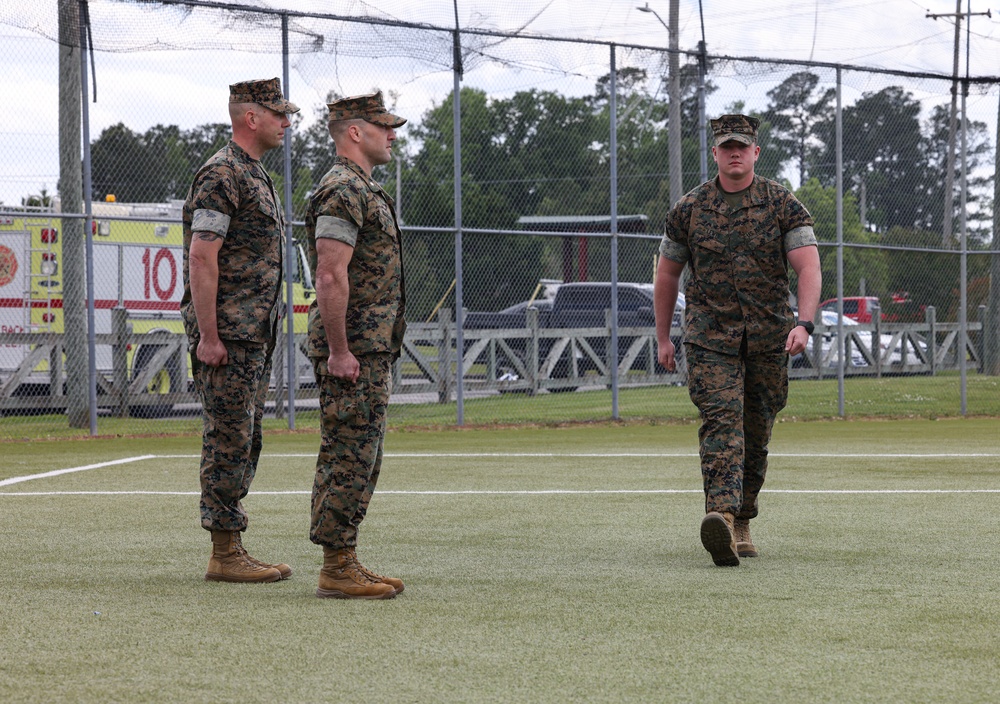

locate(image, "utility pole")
(59, 0), (88, 428)
(637, 1), (682, 203)
(927, 1), (991, 247)
(987, 91), (1000, 375)
(695, 0), (708, 182)
(667, 0), (681, 203)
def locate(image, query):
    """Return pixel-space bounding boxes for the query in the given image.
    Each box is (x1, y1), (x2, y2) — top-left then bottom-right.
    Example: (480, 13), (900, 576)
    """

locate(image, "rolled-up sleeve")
(315, 215), (359, 247)
(784, 225), (817, 251)
(191, 209), (231, 236)
(659, 235), (690, 264)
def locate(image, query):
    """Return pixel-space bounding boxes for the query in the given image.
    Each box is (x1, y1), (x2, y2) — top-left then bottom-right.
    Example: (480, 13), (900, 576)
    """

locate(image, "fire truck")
(0, 197), (314, 415)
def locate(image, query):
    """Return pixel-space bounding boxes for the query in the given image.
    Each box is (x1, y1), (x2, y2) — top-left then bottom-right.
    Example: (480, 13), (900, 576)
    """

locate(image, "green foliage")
(795, 178), (889, 299)
(81, 76), (992, 324)
(90, 121), (231, 203)
(21, 188), (54, 208)
(763, 71), (835, 186)
(921, 103), (993, 243)
(883, 227), (993, 320)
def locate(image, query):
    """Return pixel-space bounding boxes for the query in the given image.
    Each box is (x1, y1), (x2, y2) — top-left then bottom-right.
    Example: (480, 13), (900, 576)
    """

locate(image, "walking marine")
(653, 113), (822, 567)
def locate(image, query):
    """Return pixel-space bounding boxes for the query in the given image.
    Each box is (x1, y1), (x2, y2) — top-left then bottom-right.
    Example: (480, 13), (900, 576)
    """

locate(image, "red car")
(819, 296), (882, 323)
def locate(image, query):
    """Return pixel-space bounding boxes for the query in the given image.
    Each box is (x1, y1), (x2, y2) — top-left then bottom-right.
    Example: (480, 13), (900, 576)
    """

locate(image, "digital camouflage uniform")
(305, 151), (406, 550)
(660, 168), (815, 519)
(181, 128), (289, 532)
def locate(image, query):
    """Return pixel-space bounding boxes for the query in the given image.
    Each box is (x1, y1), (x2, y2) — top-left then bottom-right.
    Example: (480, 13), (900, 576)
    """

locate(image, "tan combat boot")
(345, 547), (404, 594)
(733, 518), (758, 558)
(317, 548), (396, 600)
(205, 530), (282, 583)
(233, 531), (292, 580)
(700, 511), (740, 567)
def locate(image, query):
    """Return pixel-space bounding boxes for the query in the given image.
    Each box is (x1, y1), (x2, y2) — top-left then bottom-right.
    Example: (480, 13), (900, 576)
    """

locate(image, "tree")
(795, 178), (889, 301)
(403, 88), (551, 314)
(764, 71), (835, 186)
(885, 228), (963, 320)
(91, 123), (153, 202)
(919, 103), (993, 246)
(812, 86), (925, 234)
(91, 122), (228, 203)
(21, 188), (54, 208)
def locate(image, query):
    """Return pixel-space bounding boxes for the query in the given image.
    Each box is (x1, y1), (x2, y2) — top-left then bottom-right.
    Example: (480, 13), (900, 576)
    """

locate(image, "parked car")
(819, 296), (883, 323)
(463, 282), (684, 390)
(794, 311), (928, 369)
(793, 311), (869, 368)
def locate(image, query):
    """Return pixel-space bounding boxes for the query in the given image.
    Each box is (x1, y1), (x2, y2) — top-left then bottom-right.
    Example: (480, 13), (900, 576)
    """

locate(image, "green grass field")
(2, 373), (1000, 440)
(1, 419), (998, 702)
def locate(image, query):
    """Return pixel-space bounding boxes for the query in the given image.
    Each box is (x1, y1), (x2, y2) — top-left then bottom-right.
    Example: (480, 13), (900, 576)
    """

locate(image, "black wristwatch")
(795, 320), (815, 335)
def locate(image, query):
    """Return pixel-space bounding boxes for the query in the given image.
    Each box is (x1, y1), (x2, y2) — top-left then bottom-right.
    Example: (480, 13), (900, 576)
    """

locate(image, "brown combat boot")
(734, 518), (758, 558)
(205, 530), (282, 583)
(317, 548), (396, 600)
(700, 511), (740, 567)
(233, 531), (292, 579)
(345, 547), (404, 594)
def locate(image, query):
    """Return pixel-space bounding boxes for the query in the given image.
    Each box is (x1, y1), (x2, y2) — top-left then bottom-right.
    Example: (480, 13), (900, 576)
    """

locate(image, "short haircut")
(328, 118), (364, 141)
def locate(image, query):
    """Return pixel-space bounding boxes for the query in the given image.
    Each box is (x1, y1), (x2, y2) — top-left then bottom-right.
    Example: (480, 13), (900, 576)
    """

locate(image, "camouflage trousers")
(309, 353), (393, 550)
(686, 342), (788, 518)
(191, 339), (273, 532)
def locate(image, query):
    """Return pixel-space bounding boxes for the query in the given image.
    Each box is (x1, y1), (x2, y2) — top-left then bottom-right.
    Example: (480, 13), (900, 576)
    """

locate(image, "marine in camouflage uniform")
(304, 91), (407, 599)
(181, 77), (299, 583)
(654, 114), (822, 566)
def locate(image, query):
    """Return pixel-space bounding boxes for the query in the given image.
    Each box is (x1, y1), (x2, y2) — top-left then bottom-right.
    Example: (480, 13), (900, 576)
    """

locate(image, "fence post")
(605, 308), (615, 385)
(926, 306), (937, 375)
(49, 339), (64, 399)
(873, 303), (882, 378)
(527, 306), (539, 396)
(273, 329), (286, 420)
(977, 304), (987, 372)
(110, 306), (130, 417)
(813, 328), (822, 380)
(437, 307), (452, 404)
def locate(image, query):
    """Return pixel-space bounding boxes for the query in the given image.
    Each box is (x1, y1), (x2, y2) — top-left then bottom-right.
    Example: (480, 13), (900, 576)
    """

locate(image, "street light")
(637, 1), (682, 203)
(637, 1), (709, 184)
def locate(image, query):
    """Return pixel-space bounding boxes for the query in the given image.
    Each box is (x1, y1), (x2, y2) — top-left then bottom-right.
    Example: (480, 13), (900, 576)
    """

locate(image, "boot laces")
(232, 532), (269, 570)
(347, 549), (388, 582)
(339, 550), (380, 585)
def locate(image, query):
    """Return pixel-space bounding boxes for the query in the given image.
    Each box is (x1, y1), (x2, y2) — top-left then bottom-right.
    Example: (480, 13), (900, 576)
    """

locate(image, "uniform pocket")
(691, 229), (726, 254)
(202, 342), (254, 416)
(324, 364), (372, 427)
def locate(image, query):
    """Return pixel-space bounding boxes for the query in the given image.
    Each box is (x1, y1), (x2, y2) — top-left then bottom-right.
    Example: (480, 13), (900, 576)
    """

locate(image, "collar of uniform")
(227, 139), (258, 164)
(333, 155), (385, 194)
(706, 174), (768, 212)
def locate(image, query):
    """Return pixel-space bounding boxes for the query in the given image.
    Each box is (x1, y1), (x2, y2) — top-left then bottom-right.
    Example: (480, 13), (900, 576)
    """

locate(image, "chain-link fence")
(1, 0), (999, 438)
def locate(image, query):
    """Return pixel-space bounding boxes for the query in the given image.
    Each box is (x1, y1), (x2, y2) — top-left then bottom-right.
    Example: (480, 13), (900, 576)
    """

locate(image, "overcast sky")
(2, 0), (999, 205)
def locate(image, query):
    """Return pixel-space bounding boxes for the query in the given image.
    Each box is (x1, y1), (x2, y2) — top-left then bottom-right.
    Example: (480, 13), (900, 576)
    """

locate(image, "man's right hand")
(197, 337), (228, 367)
(328, 350), (360, 383)
(657, 337), (676, 372)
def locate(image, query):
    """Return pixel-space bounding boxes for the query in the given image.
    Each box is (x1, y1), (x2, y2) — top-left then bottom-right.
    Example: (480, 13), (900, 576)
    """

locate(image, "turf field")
(1, 418), (998, 703)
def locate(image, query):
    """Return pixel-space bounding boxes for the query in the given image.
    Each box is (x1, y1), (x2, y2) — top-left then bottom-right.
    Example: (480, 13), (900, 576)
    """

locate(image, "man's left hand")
(785, 326), (810, 356)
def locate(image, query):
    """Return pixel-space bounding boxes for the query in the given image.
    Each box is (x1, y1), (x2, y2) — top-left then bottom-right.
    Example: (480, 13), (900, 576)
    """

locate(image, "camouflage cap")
(229, 77), (300, 115)
(327, 90), (407, 128)
(710, 114), (759, 146)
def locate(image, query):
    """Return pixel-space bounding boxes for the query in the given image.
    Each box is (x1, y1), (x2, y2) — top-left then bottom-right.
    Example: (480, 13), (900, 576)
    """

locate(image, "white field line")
(1, 452), (998, 496)
(0, 455), (156, 488)
(154, 452), (1000, 458)
(3, 489), (1000, 497)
